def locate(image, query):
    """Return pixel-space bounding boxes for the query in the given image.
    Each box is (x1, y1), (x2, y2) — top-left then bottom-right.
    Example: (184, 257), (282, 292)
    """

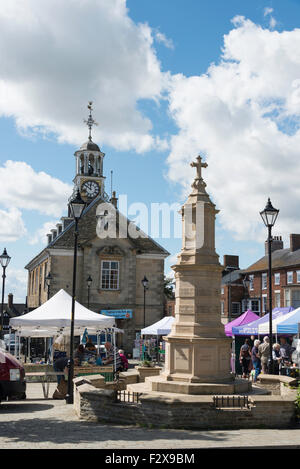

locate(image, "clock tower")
(73, 102), (106, 203)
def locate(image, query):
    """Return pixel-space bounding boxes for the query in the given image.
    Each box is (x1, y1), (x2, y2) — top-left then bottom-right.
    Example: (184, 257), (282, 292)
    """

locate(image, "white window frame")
(262, 294), (267, 313)
(297, 271), (300, 283)
(274, 290), (281, 308)
(274, 273), (280, 286)
(287, 271), (293, 284)
(221, 301), (224, 315)
(249, 274), (254, 291)
(262, 273), (267, 290)
(100, 260), (120, 290)
(285, 289), (291, 307)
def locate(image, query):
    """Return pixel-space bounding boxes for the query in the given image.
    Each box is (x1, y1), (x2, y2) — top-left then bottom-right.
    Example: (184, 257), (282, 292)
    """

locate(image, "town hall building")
(25, 103), (169, 352)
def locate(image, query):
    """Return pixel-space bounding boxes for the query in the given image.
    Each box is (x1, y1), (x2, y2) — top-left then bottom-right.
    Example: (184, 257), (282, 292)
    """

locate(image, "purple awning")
(231, 307), (294, 336)
(224, 310), (260, 337)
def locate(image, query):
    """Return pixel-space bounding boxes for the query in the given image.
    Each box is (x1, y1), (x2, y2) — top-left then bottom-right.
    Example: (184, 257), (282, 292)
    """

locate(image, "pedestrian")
(74, 344), (85, 366)
(53, 355), (69, 385)
(118, 349), (129, 371)
(239, 338), (252, 379)
(251, 339), (261, 382)
(272, 343), (281, 375)
(279, 337), (295, 376)
(258, 336), (270, 374)
(84, 337), (96, 354)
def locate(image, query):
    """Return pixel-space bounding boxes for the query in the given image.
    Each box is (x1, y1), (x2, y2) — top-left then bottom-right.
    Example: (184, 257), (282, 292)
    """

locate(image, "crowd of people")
(239, 336), (296, 382)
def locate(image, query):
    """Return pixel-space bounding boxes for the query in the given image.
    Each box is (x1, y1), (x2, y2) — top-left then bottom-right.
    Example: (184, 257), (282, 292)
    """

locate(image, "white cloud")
(5, 268), (28, 303)
(264, 7), (274, 16)
(0, 160), (72, 217)
(0, 208), (27, 242)
(155, 31), (174, 50)
(166, 18), (300, 244)
(29, 220), (58, 245)
(0, 0), (168, 153)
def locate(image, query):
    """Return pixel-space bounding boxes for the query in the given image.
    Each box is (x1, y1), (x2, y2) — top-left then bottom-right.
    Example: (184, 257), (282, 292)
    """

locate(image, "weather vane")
(84, 101), (98, 141)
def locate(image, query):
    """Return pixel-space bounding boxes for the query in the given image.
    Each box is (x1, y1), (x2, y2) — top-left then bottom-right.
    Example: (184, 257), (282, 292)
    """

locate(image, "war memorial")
(73, 157), (298, 430)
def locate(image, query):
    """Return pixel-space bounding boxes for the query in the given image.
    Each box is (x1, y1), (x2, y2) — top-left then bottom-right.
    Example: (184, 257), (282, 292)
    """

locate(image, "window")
(250, 299), (260, 313)
(262, 273), (267, 290)
(249, 275), (254, 291)
(285, 289), (291, 307)
(274, 273), (280, 286)
(287, 271), (293, 284)
(262, 294), (267, 313)
(231, 302), (240, 316)
(297, 271), (300, 283)
(275, 291), (280, 308)
(292, 290), (300, 309)
(101, 260), (119, 290)
(221, 301), (224, 315)
(221, 287), (224, 295)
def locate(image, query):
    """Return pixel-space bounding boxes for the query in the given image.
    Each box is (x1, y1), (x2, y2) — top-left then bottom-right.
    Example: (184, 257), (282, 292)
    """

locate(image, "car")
(0, 348), (26, 402)
(3, 334), (15, 353)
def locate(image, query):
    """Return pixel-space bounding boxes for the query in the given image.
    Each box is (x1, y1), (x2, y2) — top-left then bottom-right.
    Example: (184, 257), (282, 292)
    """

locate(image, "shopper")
(118, 349), (129, 371)
(272, 343), (281, 375)
(258, 336), (270, 374)
(251, 339), (261, 382)
(239, 338), (251, 379)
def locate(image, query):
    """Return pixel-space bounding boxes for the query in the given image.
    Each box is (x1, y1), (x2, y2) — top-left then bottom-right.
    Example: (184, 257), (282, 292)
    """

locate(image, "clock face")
(81, 180), (100, 198)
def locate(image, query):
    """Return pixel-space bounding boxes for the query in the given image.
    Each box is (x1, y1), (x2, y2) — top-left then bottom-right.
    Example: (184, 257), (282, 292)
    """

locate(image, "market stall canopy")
(277, 308), (300, 334)
(224, 310), (260, 337)
(141, 316), (175, 336)
(259, 306), (300, 335)
(10, 289), (115, 331)
(232, 307), (294, 336)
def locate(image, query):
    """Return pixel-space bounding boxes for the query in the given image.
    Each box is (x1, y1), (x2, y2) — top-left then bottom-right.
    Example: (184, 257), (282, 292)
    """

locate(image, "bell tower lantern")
(73, 102), (106, 202)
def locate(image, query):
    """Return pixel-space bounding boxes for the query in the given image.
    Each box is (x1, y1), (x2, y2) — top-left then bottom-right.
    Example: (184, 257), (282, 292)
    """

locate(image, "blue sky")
(1, 0), (300, 300)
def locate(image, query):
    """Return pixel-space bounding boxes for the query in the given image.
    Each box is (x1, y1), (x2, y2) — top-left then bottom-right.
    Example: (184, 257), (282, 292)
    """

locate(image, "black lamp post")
(45, 272), (53, 300)
(0, 248), (11, 339)
(260, 198), (279, 375)
(87, 275), (92, 309)
(66, 189), (86, 404)
(243, 275), (251, 311)
(141, 276), (149, 328)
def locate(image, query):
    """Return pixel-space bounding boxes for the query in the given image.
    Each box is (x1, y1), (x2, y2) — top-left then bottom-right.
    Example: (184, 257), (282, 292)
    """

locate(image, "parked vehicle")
(0, 348), (26, 402)
(3, 334), (15, 353)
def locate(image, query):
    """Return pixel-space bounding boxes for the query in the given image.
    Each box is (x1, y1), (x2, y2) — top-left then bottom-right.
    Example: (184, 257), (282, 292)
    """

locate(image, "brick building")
(221, 234), (300, 323)
(25, 105), (169, 352)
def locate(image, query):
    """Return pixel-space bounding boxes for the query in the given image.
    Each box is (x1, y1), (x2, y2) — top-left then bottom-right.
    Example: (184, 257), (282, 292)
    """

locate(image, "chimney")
(61, 217), (73, 231)
(8, 293), (13, 309)
(47, 234), (52, 245)
(265, 235), (284, 255)
(56, 223), (63, 235)
(223, 255), (239, 270)
(51, 229), (57, 241)
(290, 234), (300, 252)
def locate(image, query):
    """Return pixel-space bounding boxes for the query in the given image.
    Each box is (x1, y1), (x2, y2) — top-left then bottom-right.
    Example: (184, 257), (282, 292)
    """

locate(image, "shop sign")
(101, 309), (133, 319)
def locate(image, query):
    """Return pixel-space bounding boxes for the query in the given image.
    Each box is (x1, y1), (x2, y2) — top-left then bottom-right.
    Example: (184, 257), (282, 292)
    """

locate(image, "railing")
(212, 395), (251, 409)
(116, 390), (141, 403)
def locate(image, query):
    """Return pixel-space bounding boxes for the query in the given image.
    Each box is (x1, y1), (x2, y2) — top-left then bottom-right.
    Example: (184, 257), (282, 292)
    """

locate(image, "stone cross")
(190, 155), (208, 179)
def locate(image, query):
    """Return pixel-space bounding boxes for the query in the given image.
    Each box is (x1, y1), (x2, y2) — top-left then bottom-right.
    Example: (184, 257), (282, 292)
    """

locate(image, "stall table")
(74, 365), (114, 381)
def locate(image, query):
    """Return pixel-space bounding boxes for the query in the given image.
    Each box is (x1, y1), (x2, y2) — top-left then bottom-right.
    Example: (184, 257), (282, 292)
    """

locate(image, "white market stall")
(258, 307), (300, 335)
(135, 316), (175, 362)
(9, 289), (118, 367)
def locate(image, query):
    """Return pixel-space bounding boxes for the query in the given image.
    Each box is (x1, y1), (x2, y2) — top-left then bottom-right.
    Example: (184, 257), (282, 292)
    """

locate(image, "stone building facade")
(25, 105), (169, 352)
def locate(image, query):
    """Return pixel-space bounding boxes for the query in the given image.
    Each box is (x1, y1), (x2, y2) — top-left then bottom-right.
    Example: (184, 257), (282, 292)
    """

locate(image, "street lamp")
(87, 275), (92, 309)
(142, 276), (149, 328)
(66, 189), (86, 404)
(45, 272), (53, 300)
(0, 248), (11, 339)
(260, 198), (279, 374)
(243, 275), (251, 311)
